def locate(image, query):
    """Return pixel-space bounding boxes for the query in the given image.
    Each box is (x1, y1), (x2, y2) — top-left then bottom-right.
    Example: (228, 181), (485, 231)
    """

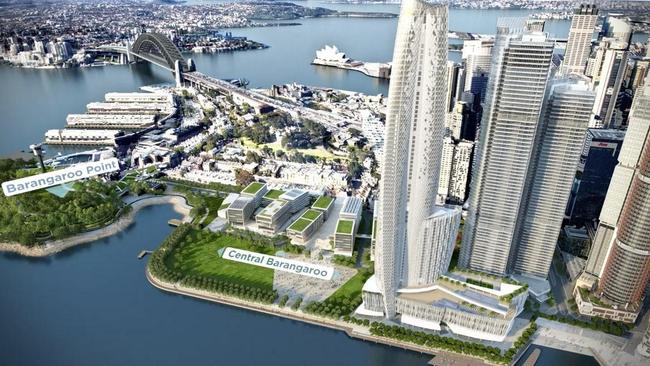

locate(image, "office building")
(334, 196), (363, 256)
(566, 129), (626, 226)
(437, 137), (455, 204)
(584, 77), (650, 279)
(460, 21), (554, 276)
(511, 81), (595, 278)
(462, 38), (494, 102)
(560, 4), (598, 76)
(590, 39), (629, 128)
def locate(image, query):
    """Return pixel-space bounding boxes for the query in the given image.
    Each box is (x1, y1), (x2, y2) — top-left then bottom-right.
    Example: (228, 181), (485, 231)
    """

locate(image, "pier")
(168, 219), (182, 227)
(137, 250), (152, 259)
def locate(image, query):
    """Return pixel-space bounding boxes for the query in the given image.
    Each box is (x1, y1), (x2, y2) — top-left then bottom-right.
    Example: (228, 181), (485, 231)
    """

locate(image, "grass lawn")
(336, 219), (354, 234)
(264, 189), (285, 200)
(302, 209), (322, 221)
(312, 196), (334, 210)
(288, 218), (312, 232)
(164, 230), (275, 290)
(326, 269), (372, 302)
(202, 196), (224, 225)
(242, 182), (264, 195)
(358, 209), (373, 235)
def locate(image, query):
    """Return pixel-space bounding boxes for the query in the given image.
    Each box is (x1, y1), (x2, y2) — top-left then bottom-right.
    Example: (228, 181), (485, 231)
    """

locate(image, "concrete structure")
(86, 101), (174, 115)
(226, 197), (255, 226)
(560, 4), (598, 76)
(359, 271), (528, 342)
(66, 114), (156, 130)
(334, 196), (363, 255)
(448, 140), (474, 204)
(287, 209), (325, 244)
(104, 92), (171, 103)
(255, 199), (291, 234)
(45, 129), (122, 145)
(512, 81), (594, 278)
(589, 39), (629, 128)
(461, 22), (554, 276)
(638, 323), (650, 358)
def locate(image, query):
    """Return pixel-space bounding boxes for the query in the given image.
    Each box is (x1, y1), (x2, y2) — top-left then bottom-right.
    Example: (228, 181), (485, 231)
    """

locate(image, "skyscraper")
(584, 77), (650, 279)
(598, 134), (650, 307)
(460, 21), (554, 276)
(512, 81), (595, 278)
(372, 0), (451, 318)
(448, 140), (474, 204)
(560, 4), (598, 76)
(462, 38), (494, 103)
(590, 39), (629, 128)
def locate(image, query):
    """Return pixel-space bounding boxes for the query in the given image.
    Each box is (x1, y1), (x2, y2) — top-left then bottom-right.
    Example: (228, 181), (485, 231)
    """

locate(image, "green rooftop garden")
(288, 218), (313, 232)
(312, 195), (334, 210)
(302, 209), (322, 221)
(242, 181), (264, 195)
(264, 189), (285, 200)
(336, 219), (354, 234)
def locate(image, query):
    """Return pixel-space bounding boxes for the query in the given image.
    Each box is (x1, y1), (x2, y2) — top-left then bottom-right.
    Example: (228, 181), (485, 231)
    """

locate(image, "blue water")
(0, 204), (431, 366)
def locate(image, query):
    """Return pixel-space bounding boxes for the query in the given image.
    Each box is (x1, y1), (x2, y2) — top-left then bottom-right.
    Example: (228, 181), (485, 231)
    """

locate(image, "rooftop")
(228, 196), (252, 210)
(340, 196), (363, 216)
(264, 189), (285, 200)
(312, 195), (334, 210)
(336, 219), (354, 234)
(242, 181), (265, 195)
(279, 188), (306, 201)
(288, 218), (313, 233)
(257, 199), (287, 218)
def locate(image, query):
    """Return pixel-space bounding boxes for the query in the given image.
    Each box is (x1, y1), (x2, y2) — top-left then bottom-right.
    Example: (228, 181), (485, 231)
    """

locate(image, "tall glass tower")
(374, 0), (451, 318)
(460, 20), (554, 276)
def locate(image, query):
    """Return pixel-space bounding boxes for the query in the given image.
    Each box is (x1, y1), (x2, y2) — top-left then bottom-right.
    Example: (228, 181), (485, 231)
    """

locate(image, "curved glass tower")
(374, 0), (449, 318)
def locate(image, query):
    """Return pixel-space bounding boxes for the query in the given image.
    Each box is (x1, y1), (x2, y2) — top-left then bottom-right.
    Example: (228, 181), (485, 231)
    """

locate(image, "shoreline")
(145, 268), (495, 366)
(0, 195), (191, 257)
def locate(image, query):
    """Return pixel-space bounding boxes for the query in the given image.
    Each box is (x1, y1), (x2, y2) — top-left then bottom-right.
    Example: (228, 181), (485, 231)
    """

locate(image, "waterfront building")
(566, 129), (626, 226)
(371, 0), (449, 318)
(104, 92), (172, 103)
(44, 129), (123, 146)
(560, 4), (598, 76)
(334, 196), (363, 256)
(511, 81), (594, 279)
(590, 39), (629, 128)
(86, 101), (174, 115)
(460, 21), (554, 277)
(66, 114), (156, 130)
(227, 182), (268, 226)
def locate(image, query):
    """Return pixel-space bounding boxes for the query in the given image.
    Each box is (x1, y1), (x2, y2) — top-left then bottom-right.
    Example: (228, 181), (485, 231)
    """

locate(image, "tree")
(245, 151), (262, 164)
(234, 169), (255, 186)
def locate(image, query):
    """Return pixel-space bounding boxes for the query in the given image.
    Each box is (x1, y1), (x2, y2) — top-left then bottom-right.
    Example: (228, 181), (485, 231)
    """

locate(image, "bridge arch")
(131, 33), (186, 71)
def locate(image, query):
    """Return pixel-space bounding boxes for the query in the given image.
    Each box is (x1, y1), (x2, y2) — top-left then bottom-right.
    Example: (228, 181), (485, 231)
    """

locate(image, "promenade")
(146, 269), (494, 366)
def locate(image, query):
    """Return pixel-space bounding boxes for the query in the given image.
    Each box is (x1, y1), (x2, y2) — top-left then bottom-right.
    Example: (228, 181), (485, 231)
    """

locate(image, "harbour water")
(0, 3), (628, 364)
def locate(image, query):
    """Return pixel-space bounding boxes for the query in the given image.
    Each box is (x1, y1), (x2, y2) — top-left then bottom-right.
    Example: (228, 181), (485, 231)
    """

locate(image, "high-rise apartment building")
(372, 0), (450, 318)
(560, 4), (598, 76)
(460, 22), (554, 276)
(511, 81), (594, 278)
(438, 137), (455, 204)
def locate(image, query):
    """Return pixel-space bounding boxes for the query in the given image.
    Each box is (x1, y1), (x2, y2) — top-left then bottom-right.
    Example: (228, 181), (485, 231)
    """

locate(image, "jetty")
(168, 219), (182, 227)
(137, 250), (152, 259)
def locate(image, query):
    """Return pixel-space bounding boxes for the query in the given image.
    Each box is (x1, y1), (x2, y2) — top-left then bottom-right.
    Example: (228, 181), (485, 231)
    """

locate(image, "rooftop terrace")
(312, 195), (334, 210)
(287, 209), (323, 233)
(242, 182), (265, 195)
(336, 219), (354, 234)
